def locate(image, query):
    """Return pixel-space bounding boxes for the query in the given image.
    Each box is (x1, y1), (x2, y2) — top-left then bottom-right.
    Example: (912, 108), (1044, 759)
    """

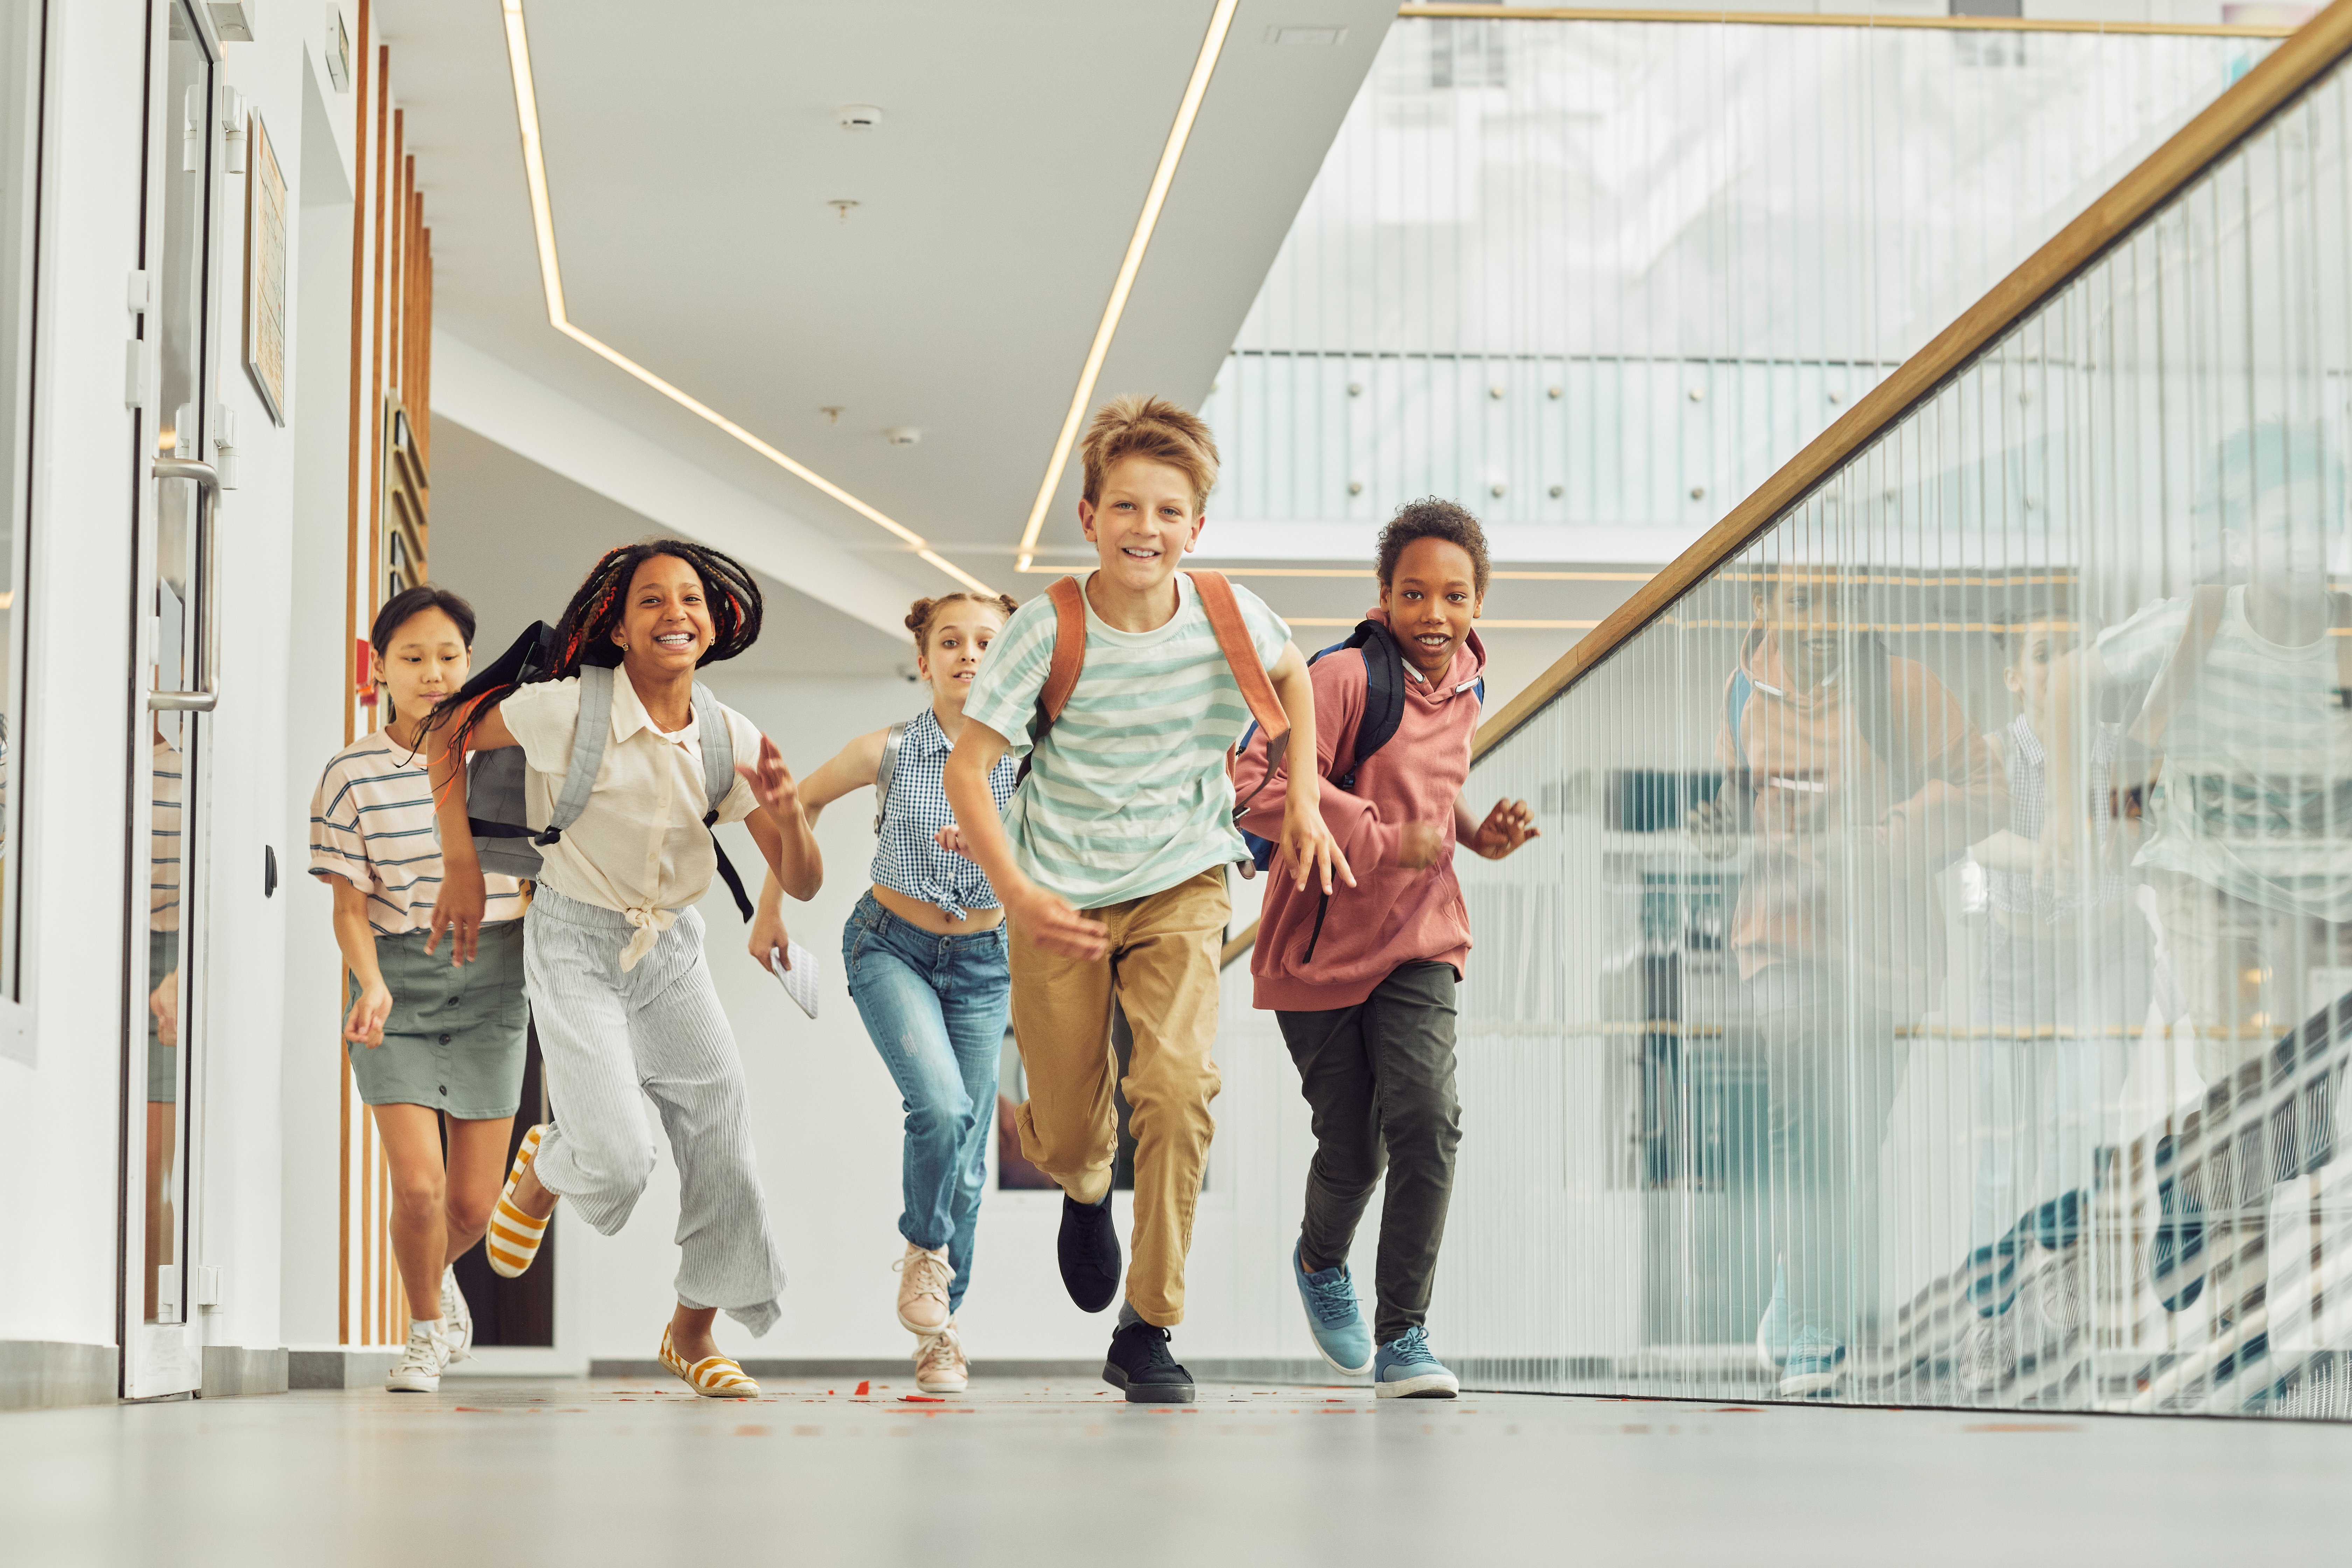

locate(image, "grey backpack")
(464, 662), (754, 919)
(870, 720), (910, 833)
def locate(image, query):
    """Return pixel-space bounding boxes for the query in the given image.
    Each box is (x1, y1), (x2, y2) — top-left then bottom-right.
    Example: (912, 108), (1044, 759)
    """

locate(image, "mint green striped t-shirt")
(962, 572), (1290, 909)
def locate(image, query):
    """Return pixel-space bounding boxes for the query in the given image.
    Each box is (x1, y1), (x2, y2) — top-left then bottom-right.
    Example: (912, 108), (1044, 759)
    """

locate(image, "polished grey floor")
(5, 1376), (2349, 1566)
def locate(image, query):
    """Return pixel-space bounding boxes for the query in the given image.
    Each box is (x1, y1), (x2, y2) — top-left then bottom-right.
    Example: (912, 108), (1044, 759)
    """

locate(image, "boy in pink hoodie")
(1234, 500), (1538, 1396)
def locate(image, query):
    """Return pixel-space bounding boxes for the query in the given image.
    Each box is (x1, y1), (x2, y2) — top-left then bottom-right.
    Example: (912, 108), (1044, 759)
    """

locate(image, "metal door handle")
(148, 457), (222, 713)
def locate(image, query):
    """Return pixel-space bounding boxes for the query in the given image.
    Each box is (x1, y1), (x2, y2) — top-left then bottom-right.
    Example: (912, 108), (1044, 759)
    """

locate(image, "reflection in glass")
(1354, 44), (2352, 1418)
(141, 0), (212, 1327)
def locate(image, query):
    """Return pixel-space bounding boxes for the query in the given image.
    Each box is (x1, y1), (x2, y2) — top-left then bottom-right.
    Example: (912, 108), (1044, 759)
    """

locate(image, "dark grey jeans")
(1277, 960), (1463, 1345)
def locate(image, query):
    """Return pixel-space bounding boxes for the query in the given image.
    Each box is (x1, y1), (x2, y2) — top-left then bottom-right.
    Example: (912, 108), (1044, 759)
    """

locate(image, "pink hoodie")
(1234, 608), (1486, 1012)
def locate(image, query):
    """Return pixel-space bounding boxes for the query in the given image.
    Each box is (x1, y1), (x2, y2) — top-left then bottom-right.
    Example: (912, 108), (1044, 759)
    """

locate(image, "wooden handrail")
(1469, 0), (2352, 763)
(1399, 4), (2299, 38)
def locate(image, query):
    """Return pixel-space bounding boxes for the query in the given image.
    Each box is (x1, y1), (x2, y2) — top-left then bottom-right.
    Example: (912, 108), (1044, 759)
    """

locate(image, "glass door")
(124, 0), (221, 1400)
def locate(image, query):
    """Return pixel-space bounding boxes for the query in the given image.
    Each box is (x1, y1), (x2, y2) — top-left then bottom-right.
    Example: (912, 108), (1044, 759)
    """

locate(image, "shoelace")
(1386, 1327), (1438, 1368)
(394, 1336), (440, 1375)
(1301, 1264), (1358, 1328)
(917, 1327), (965, 1377)
(896, 1250), (952, 1307)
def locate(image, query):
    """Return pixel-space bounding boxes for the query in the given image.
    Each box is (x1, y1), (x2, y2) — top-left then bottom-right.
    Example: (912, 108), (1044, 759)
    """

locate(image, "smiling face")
(1752, 572), (1850, 683)
(372, 606), (470, 720)
(611, 553), (714, 676)
(1380, 535), (1482, 682)
(1078, 454), (1205, 601)
(918, 602), (1006, 710)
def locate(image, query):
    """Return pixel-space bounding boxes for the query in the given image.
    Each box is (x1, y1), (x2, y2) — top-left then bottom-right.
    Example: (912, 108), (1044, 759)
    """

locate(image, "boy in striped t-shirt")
(944, 396), (1347, 1403)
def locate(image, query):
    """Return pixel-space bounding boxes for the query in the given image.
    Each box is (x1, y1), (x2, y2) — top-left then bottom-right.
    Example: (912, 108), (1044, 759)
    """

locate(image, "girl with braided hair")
(746, 591), (1020, 1393)
(425, 540), (820, 1398)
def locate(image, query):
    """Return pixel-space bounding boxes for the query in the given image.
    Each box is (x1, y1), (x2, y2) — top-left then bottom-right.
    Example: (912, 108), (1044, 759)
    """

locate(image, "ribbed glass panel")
(1415, 47), (2352, 1415)
(1204, 16), (2275, 563)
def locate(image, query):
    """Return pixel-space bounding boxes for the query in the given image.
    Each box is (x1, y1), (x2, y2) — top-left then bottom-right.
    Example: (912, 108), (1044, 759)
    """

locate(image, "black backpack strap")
(690, 681), (755, 922)
(1334, 621), (1406, 791)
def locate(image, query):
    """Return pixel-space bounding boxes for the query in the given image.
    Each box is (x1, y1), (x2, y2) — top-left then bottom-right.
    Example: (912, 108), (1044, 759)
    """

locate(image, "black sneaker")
(1057, 1190), (1122, 1312)
(1104, 1320), (1195, 1404)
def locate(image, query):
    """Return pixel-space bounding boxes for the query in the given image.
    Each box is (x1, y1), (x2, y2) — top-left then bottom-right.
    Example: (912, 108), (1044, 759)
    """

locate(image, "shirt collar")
(606, 666), (695, 749)
(908, 706), (952, 755)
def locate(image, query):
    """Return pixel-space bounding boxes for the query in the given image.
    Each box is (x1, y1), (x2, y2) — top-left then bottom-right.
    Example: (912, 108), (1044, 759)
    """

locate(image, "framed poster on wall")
(241, 108), (287, 424)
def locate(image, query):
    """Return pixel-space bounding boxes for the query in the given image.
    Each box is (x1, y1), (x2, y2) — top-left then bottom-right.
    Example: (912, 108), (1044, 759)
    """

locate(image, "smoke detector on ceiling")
(836, 104), (884, 131)
(884, 427), (922, 447)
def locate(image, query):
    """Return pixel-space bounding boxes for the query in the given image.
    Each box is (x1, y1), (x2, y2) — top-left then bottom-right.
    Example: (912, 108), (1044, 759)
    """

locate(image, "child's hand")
(1466, 798), (1539, 860)
(737, 734), (801, 818)
(1685, 797), (1740, 862)
(427, 863), (487, 964)
(747, 906), (789, 968)
(1008, 885), (1108, 961)
(345, 982), (393, 1048)
(1278, 798), (1355, 895)
(933, 825), (972, 861)
(149, 972), (180, 1050)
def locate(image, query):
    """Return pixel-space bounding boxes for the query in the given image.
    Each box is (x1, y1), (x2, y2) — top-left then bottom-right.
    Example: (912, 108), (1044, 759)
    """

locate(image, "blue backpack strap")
(541, 665), (614, 844)
(688, 680), (755, 922)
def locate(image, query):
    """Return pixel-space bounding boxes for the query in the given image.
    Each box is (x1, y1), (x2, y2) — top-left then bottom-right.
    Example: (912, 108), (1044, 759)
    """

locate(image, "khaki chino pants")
(1009, 867), (1228, 1326)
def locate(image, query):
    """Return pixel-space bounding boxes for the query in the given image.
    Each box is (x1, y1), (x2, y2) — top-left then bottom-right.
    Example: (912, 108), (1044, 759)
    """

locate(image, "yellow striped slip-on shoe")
(659, 1325), (761, 1399)
(486, 1124), (553, 1279)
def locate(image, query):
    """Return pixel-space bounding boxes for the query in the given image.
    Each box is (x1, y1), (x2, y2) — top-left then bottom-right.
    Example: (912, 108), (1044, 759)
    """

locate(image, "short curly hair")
(1376, 498), (1490, 596)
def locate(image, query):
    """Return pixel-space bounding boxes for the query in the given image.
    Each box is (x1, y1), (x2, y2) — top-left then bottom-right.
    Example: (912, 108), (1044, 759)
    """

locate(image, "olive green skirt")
(346, 922), (528, 1119)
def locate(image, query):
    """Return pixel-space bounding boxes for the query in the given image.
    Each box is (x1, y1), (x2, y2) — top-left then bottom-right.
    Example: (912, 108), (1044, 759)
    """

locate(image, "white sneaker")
(894, 1241), (954, 1335)
(1956, 1317), (2014, 1394)
(386, 1327), (446, 1393)
(439, 1266), (475, 1364)
(914, 1323), (969, 1394)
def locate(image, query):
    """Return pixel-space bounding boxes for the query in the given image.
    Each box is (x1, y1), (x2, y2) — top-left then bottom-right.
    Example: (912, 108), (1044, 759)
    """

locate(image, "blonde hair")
(905, 592), (1017, 655)
(1079, 394), (1219, 513)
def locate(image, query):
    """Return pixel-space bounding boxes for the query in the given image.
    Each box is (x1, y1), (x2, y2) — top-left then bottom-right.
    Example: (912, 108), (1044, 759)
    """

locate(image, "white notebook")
(767, 942), (820, 1020)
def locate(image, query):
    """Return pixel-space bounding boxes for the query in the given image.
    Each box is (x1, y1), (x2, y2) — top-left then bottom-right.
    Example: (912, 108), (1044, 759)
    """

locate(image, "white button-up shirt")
(500, 669), (764, 969)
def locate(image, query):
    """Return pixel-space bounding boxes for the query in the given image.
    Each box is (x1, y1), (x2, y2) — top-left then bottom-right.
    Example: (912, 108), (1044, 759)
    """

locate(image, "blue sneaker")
(1292, 1240), (1373, 1376)
(1778, 1325), (1846, 1398)
(1373, 1327), (1459, 1399)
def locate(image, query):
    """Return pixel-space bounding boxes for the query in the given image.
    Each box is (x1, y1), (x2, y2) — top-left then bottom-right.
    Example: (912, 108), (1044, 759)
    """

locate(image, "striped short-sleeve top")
(961, 572), (1290, 909)
(870, 705), (1020, 920)
(309, 730), (528, 937)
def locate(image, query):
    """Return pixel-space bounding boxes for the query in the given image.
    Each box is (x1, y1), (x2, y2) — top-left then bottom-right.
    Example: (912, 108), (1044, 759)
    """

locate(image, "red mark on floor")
(901, 1394), (943, 1403)
(733, 1424), (770, 1436)
(854, 1380), (871, 1396)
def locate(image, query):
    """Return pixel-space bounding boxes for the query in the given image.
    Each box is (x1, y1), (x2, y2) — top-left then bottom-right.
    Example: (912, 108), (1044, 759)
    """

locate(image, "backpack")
(1018, 571), (1291, 873)
(1234, 620), (1485, 873)
(871, 719), (910, 834)
(1724, 633), (1919, 802)
(462, 622), (755, 921)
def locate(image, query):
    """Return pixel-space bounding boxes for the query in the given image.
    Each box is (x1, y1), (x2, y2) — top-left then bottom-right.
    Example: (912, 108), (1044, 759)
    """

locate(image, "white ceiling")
(383, 0), (1402, 619)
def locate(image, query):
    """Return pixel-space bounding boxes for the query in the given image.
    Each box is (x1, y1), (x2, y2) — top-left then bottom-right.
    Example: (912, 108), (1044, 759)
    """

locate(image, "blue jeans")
(842, 891), (1011, 1312)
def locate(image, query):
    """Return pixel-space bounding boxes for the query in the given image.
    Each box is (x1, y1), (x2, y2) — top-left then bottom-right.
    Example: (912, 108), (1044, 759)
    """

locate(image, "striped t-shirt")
(309, 730), (528, 936)
(963, 572), (1289, 909)
(2100, 586), (2352, 919)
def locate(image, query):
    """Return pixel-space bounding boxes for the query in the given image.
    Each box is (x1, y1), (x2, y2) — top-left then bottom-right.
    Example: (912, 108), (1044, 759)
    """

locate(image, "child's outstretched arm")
(425, 699), (517, 965)
(739, 735), (823, 902)
(1266, 642), (1354, 895)
(942, 719), (1107, 960)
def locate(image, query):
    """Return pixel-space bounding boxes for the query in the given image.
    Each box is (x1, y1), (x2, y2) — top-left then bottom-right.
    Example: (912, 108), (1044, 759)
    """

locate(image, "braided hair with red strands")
(425, 538), (764, 760)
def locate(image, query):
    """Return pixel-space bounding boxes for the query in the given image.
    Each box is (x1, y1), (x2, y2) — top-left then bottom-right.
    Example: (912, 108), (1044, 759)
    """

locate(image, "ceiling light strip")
(1013, 0), (1242, 573)
(498, 1), (993, 595)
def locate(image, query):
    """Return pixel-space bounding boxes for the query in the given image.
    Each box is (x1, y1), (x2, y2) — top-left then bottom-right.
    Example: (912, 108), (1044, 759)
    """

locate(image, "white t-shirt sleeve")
(711, 705), (764, 826)
(497, 678), (585, 779)
(1234, 581), (1292, 669)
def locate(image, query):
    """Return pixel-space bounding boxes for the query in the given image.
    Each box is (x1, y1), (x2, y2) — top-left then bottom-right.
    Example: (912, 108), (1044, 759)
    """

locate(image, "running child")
(747, 591), (1021, 1394)
(1233, 501), (1537, 1398)
(426, 540), (821, 1399)
(941, 395), (1347, 1403)
(310, 585), (531, 1393)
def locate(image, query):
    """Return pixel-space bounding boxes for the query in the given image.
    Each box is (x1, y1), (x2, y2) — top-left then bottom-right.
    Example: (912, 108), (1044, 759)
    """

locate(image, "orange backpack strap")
(1190, 569), (1291, 779)
(1035, 576), (1088, 731)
